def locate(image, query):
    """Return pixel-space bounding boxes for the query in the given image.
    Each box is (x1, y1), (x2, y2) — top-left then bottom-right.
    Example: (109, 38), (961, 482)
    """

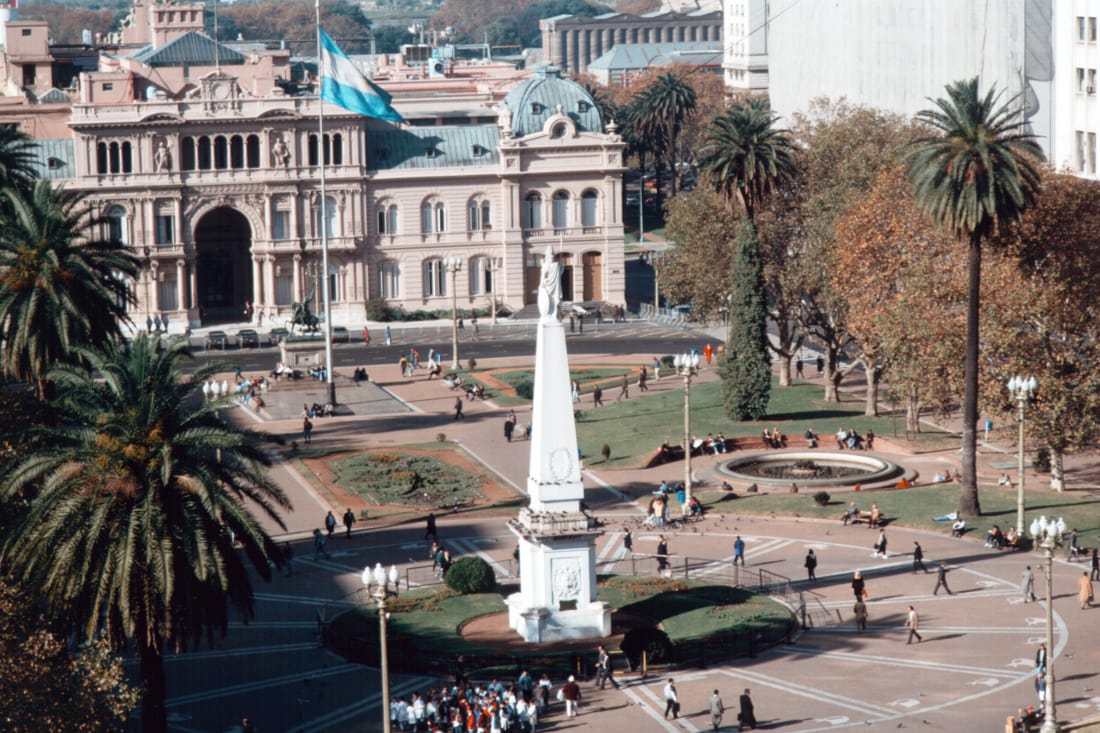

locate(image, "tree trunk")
(777, 354), (792, 387)
(1050, 449), (1065, 492)
(905, 398), (922, 435)
(862, 358), (880, 417)
(957, 234), (983, 517)
(823, 347), (844, 402)
(140, 637), (168, 733)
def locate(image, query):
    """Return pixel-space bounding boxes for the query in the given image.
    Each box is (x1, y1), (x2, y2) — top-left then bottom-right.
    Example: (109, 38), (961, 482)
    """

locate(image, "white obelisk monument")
(506, 246), (611, 642)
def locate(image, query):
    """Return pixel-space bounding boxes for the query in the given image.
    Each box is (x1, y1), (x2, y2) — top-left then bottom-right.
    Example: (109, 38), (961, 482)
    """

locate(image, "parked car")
(238, 329), (259, 348)
(331, 326), (350, 343)
(205, 330), (228, 350)
(268, 327), (289, 345)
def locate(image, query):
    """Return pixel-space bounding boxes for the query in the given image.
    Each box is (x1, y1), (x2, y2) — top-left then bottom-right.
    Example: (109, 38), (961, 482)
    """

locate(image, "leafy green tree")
(0, 334), (290, 733)
(0, 578), (140, 732)
(0, 181), (138, 399)
(661, 187), (740, 321)
(699, 97), (796, 221)
(719, 220), (770, 420)
(906, 77), (1043, 516)
(0, 123), (38, 194)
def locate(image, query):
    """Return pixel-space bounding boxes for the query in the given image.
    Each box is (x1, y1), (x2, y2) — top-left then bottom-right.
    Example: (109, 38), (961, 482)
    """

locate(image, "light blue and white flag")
(319, 29), (404, 124)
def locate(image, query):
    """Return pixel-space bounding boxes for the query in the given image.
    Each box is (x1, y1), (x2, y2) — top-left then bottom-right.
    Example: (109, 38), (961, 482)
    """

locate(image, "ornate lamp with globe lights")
(674, 352), (701, 509)
(444, 255), (463, 370)
(1007, 375), (1037, 535)
(362, 563), (400, 733)
(1028, 515), (1066, 733)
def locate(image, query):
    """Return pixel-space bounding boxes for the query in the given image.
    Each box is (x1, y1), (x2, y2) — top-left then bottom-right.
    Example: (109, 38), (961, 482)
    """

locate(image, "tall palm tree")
(699, 97), (797, 221)
(906, 77), (1043, 516)
(0, 333), (290, 733)
(0, 180), (138, 399)
(637, 72), (696, 201)
(0, 123), (39, 193)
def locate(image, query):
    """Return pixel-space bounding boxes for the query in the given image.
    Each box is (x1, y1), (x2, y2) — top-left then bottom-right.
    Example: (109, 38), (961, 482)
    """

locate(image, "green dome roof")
(501, 65), (602, 138)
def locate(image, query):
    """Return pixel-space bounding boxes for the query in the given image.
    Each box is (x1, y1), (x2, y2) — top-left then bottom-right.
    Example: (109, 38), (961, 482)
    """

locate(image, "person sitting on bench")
(842, 501), (859, 525)
(427, 362), (442, 379)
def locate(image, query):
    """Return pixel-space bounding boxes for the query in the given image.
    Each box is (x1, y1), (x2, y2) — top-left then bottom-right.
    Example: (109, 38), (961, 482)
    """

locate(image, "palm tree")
(637, 72), (696, 201)
(0, 180), (138, 399)
(0, 333), (290, 733)
(699, 97), (797, 221)
(0, 123), (38, 193)
(906, 77), (1043, 516)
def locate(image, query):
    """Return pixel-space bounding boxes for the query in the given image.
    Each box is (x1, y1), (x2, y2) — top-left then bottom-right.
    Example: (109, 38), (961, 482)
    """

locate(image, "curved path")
(162, 352), (1100, 732)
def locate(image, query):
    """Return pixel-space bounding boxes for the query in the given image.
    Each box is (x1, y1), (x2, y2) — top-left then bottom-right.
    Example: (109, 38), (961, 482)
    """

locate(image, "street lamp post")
(362, 562), (400, 733)
(674, 352), (700, 509)
(1028, 515), (1066, 733)
(444, 256), (463, 370)
(486, 257), (501, 326)
(1008, 376), (1037, 535)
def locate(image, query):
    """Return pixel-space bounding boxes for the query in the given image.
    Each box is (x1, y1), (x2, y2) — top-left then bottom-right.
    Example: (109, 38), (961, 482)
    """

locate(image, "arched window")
(332, 133), (343, 165)
(108, 142), (120, 173)
(246, 135), (260, 168)
(314, 196), (340, 238)
(327, 267), (341, 302)
(308, 134), (319, 166)
(213, 136), (229, 169)
(467, 196), (492, 231)
(523, 192), (542, 229)
(423, 258), (447, 297)
(181, 137), (196, 170)
(105, 205), (127, 244)
(120, 142), (133, 173)
(581, 189), (599, 227)
(377, 200), (398, 235)
(230, 135), (244, 168)
(468, 256), (496, 295)
(197, 136), (212, 169)
(552, 191), (570, 228)
(96, 142), (108, 174)
(421, 199), (446, 234)
(379, 261), (400, 298)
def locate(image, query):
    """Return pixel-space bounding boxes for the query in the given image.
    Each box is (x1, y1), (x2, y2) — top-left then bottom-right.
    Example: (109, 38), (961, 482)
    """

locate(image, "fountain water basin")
(718, 451), (903, 488)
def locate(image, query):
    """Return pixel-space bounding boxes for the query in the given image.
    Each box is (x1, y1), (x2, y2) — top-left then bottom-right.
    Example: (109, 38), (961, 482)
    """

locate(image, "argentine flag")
(320, 30), (404, 124)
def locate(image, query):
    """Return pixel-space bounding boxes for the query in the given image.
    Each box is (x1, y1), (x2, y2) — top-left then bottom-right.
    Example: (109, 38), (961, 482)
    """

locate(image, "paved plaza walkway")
(165, 330), (1100, 733)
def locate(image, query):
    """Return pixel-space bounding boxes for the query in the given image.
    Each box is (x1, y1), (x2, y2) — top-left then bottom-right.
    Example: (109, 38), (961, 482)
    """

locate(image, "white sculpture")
(536, 245), (561, 321)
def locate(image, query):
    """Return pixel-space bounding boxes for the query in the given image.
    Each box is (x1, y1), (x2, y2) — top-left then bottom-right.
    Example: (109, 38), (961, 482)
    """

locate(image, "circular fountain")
(718, 451), (904, 489)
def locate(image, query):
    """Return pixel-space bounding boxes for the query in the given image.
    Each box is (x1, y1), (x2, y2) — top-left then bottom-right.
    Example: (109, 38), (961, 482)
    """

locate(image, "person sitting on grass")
(997, 473), (1013, 487)
(952, 516), (967, 537)
(687, 496), (705, 518)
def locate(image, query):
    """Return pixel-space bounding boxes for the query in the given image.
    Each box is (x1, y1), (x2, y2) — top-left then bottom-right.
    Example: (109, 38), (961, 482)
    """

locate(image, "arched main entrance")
(195, 207), (253, 324)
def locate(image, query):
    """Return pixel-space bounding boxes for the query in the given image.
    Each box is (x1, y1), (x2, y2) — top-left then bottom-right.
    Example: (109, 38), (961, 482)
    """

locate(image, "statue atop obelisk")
(507, 246), (610, 642)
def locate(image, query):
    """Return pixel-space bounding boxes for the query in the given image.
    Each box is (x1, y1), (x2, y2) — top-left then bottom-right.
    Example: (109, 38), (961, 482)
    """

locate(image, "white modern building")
(720, 0), (1100, 171)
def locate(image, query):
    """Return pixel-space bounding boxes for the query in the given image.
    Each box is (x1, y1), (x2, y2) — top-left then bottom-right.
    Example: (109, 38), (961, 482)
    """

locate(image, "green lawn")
(694, 484), (1100, 547)
(575, 379), (957, 468)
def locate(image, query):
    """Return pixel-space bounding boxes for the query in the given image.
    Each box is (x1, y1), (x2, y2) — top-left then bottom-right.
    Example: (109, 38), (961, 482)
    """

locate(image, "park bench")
(643, 435), (815, 468)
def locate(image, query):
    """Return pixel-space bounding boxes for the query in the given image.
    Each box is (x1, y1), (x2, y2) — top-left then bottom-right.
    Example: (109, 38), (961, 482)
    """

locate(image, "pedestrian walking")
(905, 604), (923, 644)
(709, 690), (725, 731)
(663, 678), (679, 719)
(657, 535), (670, 575)
(796, 357), (804, 379)
(425, 512), (437, 541)
(594, 645), (619, 689)
(872, 529), (888, 558)
(734, 535), (746, 566)
(302, 417), (313, 445)
(816, 355), (824, 376)
(385, 325), (392, 345)
(324, 510), (337, 538)
(571, 380), (580, 403)
(618, 373), (629, 401)
(617, 527), (633, 560)
(312, 528), (330, 560)
(804, 548), (818, 581)
(1092, 548), (1099, 581)
(638, 364), (649, 391)
(281, 542), (294, 576)
(1078, 571), (1093, 609)
(454, 396), (465, 420)
(1035, 643), (1047, 671)
(933, 560), (953, 595)
(1022, 565), (1037, 603)
(738, 688), (756, 731)
(504, 414), (515, 442)
(592, 384), (603, 407)
(852, 570), (866, 600)
(652, 356), (661, 381)
(342, 507), (355, 538)
(561, 675), (581, 718)
(913, 541), (927, 573)
(853, 597), (868, 632)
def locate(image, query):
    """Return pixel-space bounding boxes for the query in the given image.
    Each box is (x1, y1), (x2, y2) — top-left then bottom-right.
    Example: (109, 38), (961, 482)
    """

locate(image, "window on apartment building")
(105, 206), (127, 244)
(376, 201), (398, 235)
(157, 279), (179, 312)
(21, 28), (30, 36)
(420, 200), (445, 234)
(422, 258), (447, 297)
(1091, 17), (1098, 42)
(379, 262), (400, 298)
(272, 209), (291, 240)
(96, 141), (133, 174)
(230, 135), (245, 168)
(155, 211), (175, 245)
(1078, 68), (1087, 93)
(103, 83), (113, 91)
(552, 191), (570, 229)
(523, 192), (542, 229)
(1090, 69), (1097, 94)
(467, 197), (491, 231)
(23, 65), (35, 87)
(1077, 131), (1086, 172)
(468, 256), (495, 296)
(1080, 16), (1088, 41)
(1090, 133), (1097, 174)
(197, 136), (212, 169)
(214, 136), (228, 169)
(246, 134), (260, 168)
(581, 190), (599, 227)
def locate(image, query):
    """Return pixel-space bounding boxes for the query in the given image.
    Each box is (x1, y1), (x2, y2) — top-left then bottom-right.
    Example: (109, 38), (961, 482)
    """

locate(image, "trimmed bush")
(514, 378), (535, 400)
(620, 626), (672, 669)
(444, 556), (497, 594)
(813, 491), (831, 506)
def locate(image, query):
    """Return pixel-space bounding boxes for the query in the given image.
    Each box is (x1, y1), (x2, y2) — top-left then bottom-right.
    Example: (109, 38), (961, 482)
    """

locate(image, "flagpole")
(315, 0), (336, 406)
